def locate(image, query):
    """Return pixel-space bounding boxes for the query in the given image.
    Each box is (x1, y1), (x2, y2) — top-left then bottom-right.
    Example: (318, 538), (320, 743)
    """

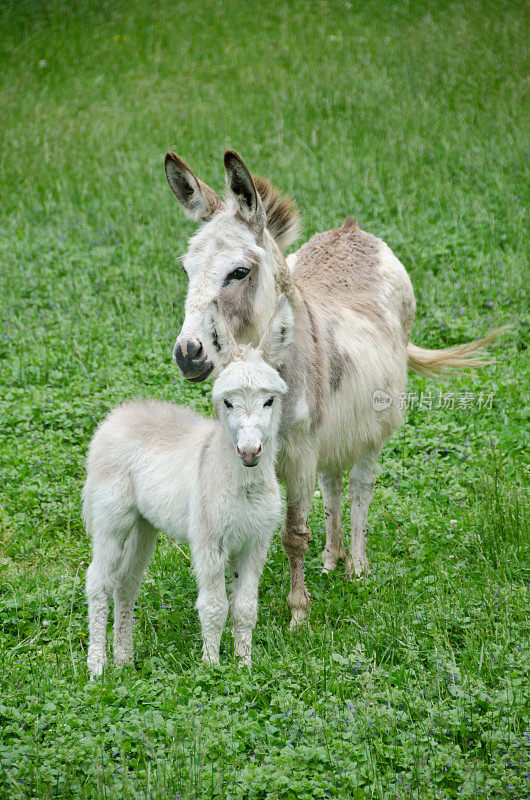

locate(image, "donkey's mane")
(252, 176), (300, 252)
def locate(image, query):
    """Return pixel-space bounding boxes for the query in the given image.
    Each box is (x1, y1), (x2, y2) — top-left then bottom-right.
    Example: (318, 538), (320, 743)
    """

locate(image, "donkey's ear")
(258, 294), (294, 368)
(224, 150), (265, 230)
(202, 299), (237, 369)
(165, 153), (222, 222)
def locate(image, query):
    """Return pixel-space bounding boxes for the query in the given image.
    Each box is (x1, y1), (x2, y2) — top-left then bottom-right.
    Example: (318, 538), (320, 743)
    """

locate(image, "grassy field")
(0, 0), (529, 797)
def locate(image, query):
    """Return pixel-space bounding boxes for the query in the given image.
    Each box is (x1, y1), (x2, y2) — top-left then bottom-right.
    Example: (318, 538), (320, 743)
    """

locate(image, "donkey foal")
(84, 298), (293, 677)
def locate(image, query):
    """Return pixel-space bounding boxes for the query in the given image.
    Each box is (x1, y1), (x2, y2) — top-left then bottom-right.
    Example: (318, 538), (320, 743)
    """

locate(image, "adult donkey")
(164, 150), (498, 627)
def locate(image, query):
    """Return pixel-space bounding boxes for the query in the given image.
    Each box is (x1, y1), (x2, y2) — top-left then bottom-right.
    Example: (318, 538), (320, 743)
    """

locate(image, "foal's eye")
(223, 266), (250, 285)
(263, 397), (274, 407)
(224, 399), (233, 409)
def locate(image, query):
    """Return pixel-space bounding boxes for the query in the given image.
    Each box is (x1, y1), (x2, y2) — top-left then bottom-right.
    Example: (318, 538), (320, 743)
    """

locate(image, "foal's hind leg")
(319, 471), (345, 574)
(113, 518), (158, 668)
(348, 453), (377, 579)
(86, 511), (136, 677)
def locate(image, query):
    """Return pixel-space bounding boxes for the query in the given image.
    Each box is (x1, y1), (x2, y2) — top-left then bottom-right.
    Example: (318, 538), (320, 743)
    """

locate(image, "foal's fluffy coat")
(84, 298), (293, 677)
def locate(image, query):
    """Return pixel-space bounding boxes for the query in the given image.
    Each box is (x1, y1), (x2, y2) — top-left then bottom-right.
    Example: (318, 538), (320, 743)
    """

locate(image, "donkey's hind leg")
(347, 453), (377, 579)
(113, 518), (158, 668)
(86, 509), (136, 677)
(319, 471), (345, 574)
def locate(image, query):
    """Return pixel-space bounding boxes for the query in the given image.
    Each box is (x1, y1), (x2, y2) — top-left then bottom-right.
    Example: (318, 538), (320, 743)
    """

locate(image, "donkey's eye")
(263, 397), (274, 407)
(223, 267), (250, 285)
(224, 399), (233, 409)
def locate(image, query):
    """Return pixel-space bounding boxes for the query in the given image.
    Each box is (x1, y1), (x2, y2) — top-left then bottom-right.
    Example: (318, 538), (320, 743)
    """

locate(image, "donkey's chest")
(218, 484), (282, 553)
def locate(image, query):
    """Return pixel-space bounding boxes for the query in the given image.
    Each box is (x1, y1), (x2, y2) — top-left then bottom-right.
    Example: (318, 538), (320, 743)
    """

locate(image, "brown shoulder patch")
(253, 175), (301, 253)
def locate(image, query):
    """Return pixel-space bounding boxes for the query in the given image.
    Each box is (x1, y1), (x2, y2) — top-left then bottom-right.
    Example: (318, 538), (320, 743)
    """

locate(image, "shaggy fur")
(253, 175), (301, 253)
(84, 299), (293, 676)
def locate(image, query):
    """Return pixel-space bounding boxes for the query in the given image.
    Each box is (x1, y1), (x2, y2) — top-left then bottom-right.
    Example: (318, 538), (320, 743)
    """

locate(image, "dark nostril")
(174, 339), (206, 366)
(237, 445), (262, 461)
(186, 339), (203, 361)
(173, 341), (182, 363)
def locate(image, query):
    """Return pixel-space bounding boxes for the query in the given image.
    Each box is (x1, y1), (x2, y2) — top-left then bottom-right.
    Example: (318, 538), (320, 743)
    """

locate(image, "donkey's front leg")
(348, 453), (377, 579)
(319, 471), (345, 574)
(281, 462), (316, 628)
(194, 548), (229, 664)
(230, 543), (268, 667)
(282, 499), (312, 628)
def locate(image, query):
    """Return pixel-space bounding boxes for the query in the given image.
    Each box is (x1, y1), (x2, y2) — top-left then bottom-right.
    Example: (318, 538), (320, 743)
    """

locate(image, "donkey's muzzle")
(237, 443), (263, 468)
(173, 338), (214, 382)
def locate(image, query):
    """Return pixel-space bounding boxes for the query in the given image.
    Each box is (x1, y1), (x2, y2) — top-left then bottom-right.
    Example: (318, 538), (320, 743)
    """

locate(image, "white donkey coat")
(84, 298), (293, 675)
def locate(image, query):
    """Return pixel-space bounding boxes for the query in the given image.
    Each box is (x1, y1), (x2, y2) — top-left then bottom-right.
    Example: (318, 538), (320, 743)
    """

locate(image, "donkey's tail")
(407, 327), (508, 378)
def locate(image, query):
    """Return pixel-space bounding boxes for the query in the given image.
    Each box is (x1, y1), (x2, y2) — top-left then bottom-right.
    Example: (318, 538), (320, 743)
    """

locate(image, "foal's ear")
(202, 299), (237, 368)
(259, 294), (295, 368)
(165, 153), (222, 222)
(224, 150), (266, 231)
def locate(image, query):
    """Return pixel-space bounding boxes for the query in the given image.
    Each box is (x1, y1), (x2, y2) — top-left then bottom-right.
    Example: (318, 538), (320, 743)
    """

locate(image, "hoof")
(114, 656), (134, 668)
(289, 609), (311, 631)
(87, 654), (106, 678)
(347, 558), (371, 581)
(88, 663), (105, 679)
(322, 546), (346, 575)
(322, 556), (338, 575)
(202, 653), (220, 666)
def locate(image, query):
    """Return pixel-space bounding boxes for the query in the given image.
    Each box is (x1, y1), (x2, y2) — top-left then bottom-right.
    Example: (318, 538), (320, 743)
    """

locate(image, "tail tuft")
(407, 326), (509, 378)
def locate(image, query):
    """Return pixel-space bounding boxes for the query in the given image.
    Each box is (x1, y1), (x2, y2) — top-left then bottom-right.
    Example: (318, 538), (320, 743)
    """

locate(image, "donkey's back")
(291, 218), (416, 345)
(83, 400), (211, 539)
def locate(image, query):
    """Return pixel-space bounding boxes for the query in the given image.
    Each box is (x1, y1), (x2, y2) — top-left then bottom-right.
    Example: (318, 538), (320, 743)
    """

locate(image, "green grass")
(0, 0), (529, 798)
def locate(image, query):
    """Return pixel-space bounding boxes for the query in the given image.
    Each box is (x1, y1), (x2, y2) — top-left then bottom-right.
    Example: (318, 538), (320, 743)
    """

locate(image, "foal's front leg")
(193, 542), (229, 664)
(230, 543), (269, 667)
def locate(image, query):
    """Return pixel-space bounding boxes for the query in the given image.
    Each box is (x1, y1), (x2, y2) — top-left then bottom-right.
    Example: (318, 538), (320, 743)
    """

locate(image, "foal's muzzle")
(173, 337), (214, 382)
(237, 443), (263, 468)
